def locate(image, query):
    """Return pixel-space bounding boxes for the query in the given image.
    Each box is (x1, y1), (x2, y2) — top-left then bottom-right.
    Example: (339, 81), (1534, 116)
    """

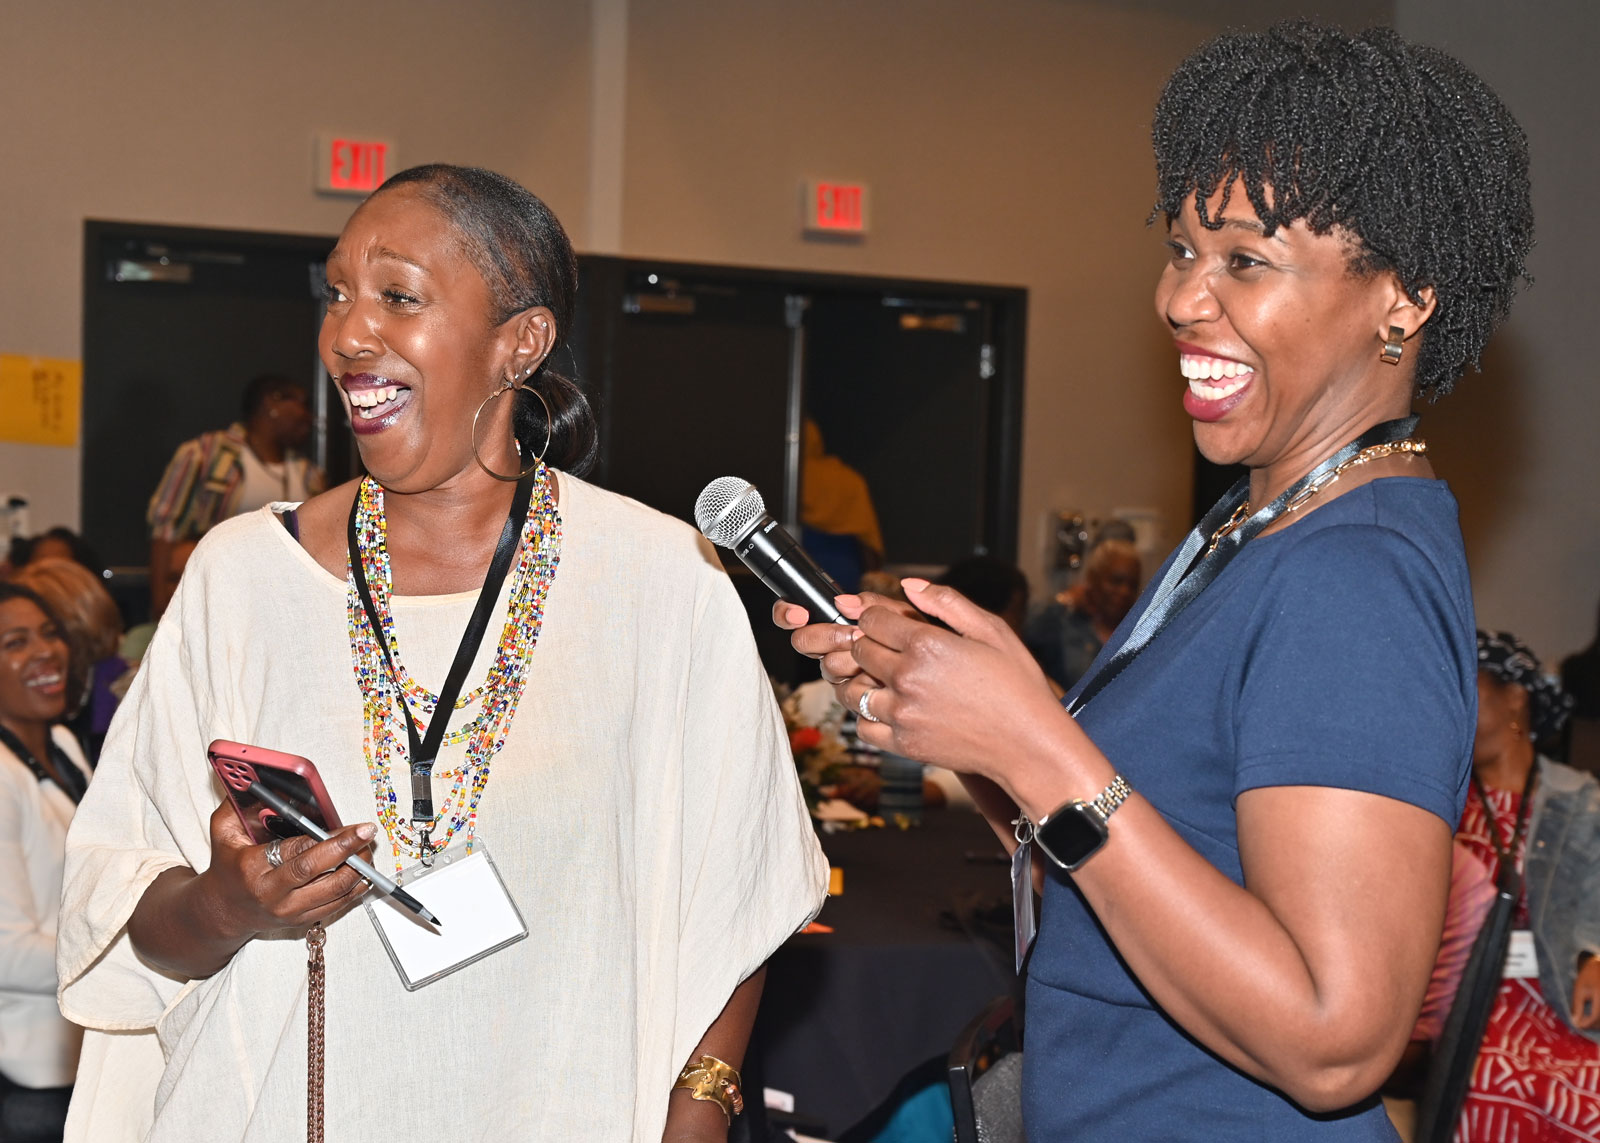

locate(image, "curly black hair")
(1151, 21), (1533, 396)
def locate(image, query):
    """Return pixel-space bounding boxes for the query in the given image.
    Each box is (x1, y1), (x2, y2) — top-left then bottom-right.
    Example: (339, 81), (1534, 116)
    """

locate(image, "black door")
(804, 294), (1000, 568)
(81, 221), (343, 571)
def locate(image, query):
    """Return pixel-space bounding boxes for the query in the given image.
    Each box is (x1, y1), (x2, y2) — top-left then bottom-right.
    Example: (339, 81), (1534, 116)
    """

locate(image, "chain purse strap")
(306, 924), (326, 1143)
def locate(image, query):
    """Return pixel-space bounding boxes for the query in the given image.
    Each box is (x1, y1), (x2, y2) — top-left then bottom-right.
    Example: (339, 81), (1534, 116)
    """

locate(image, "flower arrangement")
(774, 679), (852, 805)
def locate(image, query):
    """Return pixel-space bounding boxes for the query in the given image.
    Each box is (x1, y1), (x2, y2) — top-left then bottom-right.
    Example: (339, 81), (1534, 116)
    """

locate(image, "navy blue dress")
(1023, 478), (1476, 1140)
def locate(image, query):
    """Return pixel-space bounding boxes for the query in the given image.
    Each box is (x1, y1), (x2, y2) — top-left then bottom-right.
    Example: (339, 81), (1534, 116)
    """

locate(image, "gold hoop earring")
(471, 379), (552, 482)
(1380, 325), (1405, 366)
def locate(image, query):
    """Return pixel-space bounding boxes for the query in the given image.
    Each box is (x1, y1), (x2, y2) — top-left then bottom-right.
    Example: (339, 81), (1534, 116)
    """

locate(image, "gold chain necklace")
(1206, 437), (1426, 555)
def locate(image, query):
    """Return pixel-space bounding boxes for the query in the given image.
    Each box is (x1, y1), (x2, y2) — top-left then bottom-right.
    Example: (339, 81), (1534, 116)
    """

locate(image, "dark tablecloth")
(753, 808), (1015, 1139)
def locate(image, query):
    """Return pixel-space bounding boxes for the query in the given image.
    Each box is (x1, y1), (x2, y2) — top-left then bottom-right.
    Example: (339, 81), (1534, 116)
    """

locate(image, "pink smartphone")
(207, 739), (344, 845)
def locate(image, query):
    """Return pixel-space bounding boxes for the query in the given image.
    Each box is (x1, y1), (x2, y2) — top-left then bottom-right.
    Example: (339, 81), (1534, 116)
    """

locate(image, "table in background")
(752, 809), (1015, 1140)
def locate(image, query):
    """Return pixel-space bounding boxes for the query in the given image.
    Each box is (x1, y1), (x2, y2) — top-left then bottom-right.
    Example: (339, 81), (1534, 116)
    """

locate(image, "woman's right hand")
(200, 802), (376, 940)
(1573, 953), (1600, 1029)
(128, 803), (378, 980)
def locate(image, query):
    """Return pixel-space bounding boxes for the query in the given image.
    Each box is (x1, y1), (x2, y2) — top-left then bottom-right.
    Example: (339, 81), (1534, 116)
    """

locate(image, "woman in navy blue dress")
(781, 21), (1533, 1140)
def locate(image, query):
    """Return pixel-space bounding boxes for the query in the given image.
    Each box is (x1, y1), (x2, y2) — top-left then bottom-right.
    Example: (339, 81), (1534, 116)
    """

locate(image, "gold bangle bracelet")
(672, 1054), (746, 1122)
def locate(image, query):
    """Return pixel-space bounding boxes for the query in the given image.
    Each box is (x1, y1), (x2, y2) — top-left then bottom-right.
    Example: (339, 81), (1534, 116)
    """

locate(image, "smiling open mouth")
(349, 385), (413, 419)
(1180, 354), (1254, 402)
(23, 670), (64, 693)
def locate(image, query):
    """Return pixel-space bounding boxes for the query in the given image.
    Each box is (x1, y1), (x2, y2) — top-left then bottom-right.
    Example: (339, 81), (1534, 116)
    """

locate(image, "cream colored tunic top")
(56, 474), (827, 1142)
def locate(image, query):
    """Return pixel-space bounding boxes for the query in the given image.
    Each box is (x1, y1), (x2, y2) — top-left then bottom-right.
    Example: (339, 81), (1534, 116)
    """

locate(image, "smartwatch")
(1032, 774), (1132, 873)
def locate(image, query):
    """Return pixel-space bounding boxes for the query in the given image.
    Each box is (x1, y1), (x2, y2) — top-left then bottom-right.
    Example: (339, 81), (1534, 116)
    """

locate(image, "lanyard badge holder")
(1008, 417), (1422, 969)
(348, 470), (537, 989)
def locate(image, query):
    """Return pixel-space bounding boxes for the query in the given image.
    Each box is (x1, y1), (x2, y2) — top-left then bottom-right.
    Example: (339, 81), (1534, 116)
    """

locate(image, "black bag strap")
(347, 469), (536, 826)
(1413, 860), (1522, 1142)
(1066, 416), (1419, 717)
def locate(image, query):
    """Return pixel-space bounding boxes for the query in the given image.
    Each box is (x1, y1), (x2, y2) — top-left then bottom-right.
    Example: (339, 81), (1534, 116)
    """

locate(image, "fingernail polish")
(357, 823), (376, 840)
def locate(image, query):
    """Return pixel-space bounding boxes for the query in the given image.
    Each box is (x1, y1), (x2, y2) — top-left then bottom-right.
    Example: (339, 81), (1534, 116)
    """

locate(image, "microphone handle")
(734, 516), (853, 625)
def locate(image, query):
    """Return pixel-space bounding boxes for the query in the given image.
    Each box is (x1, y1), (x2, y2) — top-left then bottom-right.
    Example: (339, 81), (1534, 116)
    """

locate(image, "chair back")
(1413, 863), (1520, 1143)
(948, 995), (1023, 1143)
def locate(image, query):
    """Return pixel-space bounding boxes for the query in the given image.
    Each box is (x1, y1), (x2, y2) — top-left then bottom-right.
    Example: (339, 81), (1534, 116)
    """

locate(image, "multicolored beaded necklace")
(347, 468), (561, 870)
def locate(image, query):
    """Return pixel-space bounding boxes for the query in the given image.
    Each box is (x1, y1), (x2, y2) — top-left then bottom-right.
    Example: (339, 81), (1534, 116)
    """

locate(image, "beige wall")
(621, 0), (1213, 579)
(1395, 0), (1600, 663)
(0, 0), (593, 532)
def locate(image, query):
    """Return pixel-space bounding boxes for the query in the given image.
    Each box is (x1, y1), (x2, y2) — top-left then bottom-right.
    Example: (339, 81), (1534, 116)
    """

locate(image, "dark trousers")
(0, 1073), (72, 1143)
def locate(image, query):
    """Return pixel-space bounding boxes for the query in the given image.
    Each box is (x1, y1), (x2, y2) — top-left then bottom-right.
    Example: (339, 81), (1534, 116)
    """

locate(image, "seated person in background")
(0, 583), (92, 1143)
(1561, 600), (1600, 775)
(799, 418), (883, 593)
(936, 556), (1030, 636)
(1448, 630), (1600, 1139)
(7, 530), (105, 579)
(146, 374), (324, 618)
(114, 540), (197, 682)
(9, 560), (125, 762)
(1021, 537), (1140, 692)
(1561, 601), (1600, 718)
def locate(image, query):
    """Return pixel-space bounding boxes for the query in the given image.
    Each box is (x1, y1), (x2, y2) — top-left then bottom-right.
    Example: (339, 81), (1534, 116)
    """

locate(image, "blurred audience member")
(9, 560), (124, 761)
(937, 555), (1031, 635)
(146, 374), (324, 617)
(1023, 538), (1141, 692)
(857, 570), (905, 602)
(7, 530), (105, 579)
(800, 418), (883, 593)
(116, 540), (198, 676)
(1562, 602), (1600, 776)
(0, 583), (89, 1142)
(1562, 601), (1600, 718)
(1447, 630), (1600, 1139)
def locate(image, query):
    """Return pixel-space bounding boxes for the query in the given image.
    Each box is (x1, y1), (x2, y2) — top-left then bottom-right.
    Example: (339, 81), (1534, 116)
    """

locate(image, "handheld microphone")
(695, 477), (851, 625)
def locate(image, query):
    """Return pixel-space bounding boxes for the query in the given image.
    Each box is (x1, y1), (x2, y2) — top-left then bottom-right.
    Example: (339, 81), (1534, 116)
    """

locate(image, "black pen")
(248, 781), (442, 928)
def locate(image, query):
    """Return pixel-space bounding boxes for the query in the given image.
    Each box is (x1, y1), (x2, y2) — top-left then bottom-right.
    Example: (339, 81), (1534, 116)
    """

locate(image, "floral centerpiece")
(774, 679), (852, 807)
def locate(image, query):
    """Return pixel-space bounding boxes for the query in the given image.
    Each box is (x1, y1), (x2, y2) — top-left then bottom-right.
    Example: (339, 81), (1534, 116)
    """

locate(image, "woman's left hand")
(840, 577), (1089, 799)
(1573, 954), (1600, 1029)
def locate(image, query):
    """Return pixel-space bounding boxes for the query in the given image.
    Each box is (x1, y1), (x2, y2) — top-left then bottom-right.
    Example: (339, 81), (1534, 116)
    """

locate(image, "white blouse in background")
(56, 474), (826, 1142)
(0, 725), (88, 1089)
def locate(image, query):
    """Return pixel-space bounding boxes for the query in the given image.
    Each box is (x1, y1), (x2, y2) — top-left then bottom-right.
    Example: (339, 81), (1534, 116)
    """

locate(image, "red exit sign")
(804, 180), (869, 236)
(315, 134), (394, 195)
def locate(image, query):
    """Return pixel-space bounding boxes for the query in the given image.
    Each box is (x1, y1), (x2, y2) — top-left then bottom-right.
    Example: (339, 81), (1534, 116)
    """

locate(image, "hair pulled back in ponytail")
(375, 164), (599, 475)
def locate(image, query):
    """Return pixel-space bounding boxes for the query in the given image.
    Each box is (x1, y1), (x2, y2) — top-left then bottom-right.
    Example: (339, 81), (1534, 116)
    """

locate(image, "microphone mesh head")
(695, 477), (766, 547)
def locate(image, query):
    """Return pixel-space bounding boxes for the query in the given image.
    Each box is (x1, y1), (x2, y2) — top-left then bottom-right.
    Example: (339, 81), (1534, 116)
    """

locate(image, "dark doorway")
(805, 294), (1003, 569)
(81, 221), (344, 572)
(574, 257), (1025, 680)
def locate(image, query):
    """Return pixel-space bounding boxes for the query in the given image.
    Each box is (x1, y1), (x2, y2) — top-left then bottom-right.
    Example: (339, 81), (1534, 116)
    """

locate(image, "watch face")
(1035, 803), (1108, 871)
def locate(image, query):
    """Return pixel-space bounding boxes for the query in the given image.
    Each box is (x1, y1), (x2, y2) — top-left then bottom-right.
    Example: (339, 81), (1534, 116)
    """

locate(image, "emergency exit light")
(316, 134), (393, 195)
(804, 180), (869, 236)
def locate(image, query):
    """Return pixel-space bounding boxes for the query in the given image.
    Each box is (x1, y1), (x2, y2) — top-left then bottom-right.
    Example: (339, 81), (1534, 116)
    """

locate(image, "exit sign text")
(804, 180), (869, 236)
(316, 134), (393, 195)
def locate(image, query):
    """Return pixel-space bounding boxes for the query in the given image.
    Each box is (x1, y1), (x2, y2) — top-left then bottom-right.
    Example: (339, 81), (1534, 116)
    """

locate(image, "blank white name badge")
(1504, 929), (1540, 979)
(366, 840), (528, 991)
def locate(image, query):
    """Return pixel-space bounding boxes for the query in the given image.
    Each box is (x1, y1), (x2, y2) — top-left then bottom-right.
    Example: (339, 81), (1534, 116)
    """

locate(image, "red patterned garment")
(1455, 787), (1600, 1142)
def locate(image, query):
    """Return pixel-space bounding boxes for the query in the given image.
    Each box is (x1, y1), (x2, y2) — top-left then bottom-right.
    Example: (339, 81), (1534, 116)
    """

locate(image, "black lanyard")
(348, 470), (536, 842)
(0, 723), (86, 804)
(1066, 416), (1419, 717)
(1470, 762), (1538, 879)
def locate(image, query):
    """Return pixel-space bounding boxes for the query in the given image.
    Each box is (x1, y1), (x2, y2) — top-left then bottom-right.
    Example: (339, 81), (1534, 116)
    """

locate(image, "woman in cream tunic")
(56, 165), (825, 1143)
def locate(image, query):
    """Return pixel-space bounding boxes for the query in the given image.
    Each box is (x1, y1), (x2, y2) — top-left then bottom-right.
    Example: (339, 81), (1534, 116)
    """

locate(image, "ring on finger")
(858, 687), (883, 724)
(265, 838), (285, 869)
